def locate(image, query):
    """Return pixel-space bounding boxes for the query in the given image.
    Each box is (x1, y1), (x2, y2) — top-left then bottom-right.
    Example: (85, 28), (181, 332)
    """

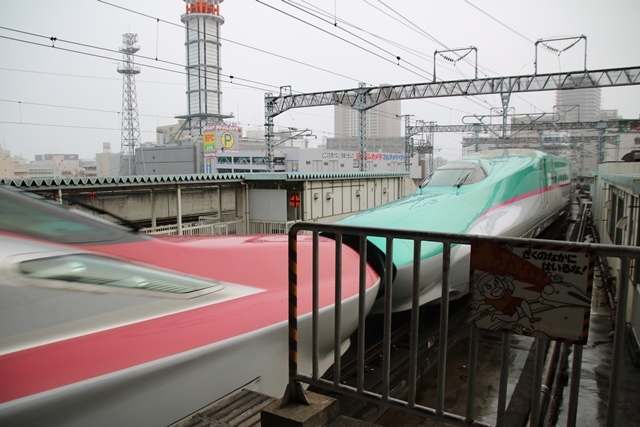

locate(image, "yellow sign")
(221, 132), (234, 149)
(203, 132), (216, 151)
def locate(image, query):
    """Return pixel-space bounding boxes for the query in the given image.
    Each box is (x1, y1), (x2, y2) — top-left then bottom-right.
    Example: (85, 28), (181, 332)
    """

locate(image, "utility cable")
(281, 0), (434, 79)
(0, 67), (182, 86)
(0, 99), (176, 119)
(95, 0), (493, 118)
(0, 33), (278, 93)
(96, 0), (364, 85)
(464, 0), (535, 44)
(255, 0), (432, 81)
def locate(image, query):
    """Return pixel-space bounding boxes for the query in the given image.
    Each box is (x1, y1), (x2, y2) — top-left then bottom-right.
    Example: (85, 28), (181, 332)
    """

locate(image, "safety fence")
(140, 218), (243, 236)
(140, 219), (299, 236)
(248, 220), (297, 234)
(284, 221), (640, 426)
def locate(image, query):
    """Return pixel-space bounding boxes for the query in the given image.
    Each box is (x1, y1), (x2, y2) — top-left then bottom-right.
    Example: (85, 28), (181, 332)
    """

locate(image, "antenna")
(118, 33), (141, 176)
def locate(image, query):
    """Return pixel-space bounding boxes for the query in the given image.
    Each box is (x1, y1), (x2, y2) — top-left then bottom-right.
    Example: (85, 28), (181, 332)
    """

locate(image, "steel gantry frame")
(411, 119), (638, 164)
(407, 119), (640, 134)
(264, 66), (640, 172)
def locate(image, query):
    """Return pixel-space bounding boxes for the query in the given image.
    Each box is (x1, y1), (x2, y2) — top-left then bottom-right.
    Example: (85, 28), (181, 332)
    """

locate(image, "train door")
(540, 159), (549, 209)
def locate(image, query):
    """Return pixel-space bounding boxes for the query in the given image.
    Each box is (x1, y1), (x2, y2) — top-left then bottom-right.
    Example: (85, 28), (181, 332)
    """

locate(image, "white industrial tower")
(117, 33), (141, 176)
(179, 0), (232, 137)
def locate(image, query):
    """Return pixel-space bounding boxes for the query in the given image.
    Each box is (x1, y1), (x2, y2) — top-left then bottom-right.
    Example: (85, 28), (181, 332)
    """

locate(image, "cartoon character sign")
(472, 273), (541, 324)
(468, 240), (594, 344)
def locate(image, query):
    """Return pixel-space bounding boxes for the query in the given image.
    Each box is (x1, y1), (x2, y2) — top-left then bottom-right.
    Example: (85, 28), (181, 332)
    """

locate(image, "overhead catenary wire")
(0, 98), (176, 120)
(297, 0), (441, 67)
(96, 0), (496, 117)
(96, 0), (364, 86)
(0, 1), (564, 154)
(255, 0), (432, 81)
(263, 0), (493, 115)
(357, 1), (548, 115)
(0, 120), (156, 134)
(279, 0), (435, 80)
(0, 31), (280, 93)
(461, 0), (549, 113)
(365, 1), (506, 112)
(464, 0), (535, 45)
(93, 1), (494, 122)
(339, 0), (500, 113)
(0, 30), (483, 138)
(0, 66), (183, 86)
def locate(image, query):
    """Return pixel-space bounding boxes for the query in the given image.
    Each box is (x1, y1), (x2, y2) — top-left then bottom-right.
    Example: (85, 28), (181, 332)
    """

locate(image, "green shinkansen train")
(336, 149), (573, 313)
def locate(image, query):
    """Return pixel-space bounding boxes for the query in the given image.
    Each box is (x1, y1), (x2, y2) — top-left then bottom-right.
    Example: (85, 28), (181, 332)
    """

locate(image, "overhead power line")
(0, 67), (183, 85)
(464, 0), (535, 44)
(0, 120), (154, 134)
(96, 0), (364, 86)
(0, 31), (279, 93)
(280, 0), (434, 79)
(255, 0), (432, 81)
(97, 0), (489, 117)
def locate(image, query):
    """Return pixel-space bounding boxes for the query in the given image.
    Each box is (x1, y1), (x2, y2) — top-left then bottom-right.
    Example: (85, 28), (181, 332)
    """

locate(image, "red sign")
(289, 194), (300, 208)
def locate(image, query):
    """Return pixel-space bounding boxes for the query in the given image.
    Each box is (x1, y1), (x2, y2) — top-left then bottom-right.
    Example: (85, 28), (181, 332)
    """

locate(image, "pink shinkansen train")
(0, 186), (380, 427)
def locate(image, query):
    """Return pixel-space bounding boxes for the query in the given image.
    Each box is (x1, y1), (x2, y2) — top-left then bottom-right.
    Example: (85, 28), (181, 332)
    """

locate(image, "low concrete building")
(131, 143), (421, 178)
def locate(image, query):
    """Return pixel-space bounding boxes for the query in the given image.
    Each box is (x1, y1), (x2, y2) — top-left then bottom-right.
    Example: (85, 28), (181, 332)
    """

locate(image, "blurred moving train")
(336, 149), (573, 313)
(0, 186), (380, 427)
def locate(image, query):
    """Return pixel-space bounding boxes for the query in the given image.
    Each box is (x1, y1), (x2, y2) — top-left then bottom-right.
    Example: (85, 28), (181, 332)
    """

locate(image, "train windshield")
(20, 254), (223, 298)
(0, 186), (146, 245)
(420, 161), (487, 188)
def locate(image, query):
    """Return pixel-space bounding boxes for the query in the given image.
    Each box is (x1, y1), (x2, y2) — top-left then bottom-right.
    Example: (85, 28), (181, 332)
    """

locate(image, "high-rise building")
(555, 88), (601, 122)
(329, 100), (404, 154)
(334, 101), (401, 138)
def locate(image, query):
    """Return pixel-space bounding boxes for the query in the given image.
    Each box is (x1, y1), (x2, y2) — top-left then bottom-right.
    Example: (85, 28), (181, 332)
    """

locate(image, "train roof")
(457, 149), (566, 163)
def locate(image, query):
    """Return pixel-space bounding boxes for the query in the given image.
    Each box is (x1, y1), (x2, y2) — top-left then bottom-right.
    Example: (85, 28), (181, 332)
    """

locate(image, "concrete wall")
(64, 175), (414, 227)
(302, 176), (415, 223)
(135, 143), (201, 175)
(75, 186), (240, 224)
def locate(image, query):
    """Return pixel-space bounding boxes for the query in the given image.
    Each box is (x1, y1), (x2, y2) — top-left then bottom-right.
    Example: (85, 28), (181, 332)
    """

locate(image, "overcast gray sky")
(1, 0), (639, 161)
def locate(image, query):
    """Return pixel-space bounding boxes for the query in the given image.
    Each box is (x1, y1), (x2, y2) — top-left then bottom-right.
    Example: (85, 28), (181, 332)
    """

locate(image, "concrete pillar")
(176, 185), (183, 236)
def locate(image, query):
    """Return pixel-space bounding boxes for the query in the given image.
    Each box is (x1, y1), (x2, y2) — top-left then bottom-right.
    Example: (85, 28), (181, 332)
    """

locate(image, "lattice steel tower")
(179, 0), (232, 136)
(118, 33), (141, 176)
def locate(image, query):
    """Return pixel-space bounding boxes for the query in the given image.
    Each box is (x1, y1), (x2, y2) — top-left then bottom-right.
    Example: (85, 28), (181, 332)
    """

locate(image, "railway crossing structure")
(264, 66), (640, 172)
(405, 119), (640, 175)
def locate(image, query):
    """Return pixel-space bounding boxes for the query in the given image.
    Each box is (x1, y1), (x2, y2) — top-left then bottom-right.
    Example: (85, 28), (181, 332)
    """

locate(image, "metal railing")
(140, 219), (298, 236)
(249, 220), (297, 234)
(140, 219), (244, 236)
(284, 221), (640, 426)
